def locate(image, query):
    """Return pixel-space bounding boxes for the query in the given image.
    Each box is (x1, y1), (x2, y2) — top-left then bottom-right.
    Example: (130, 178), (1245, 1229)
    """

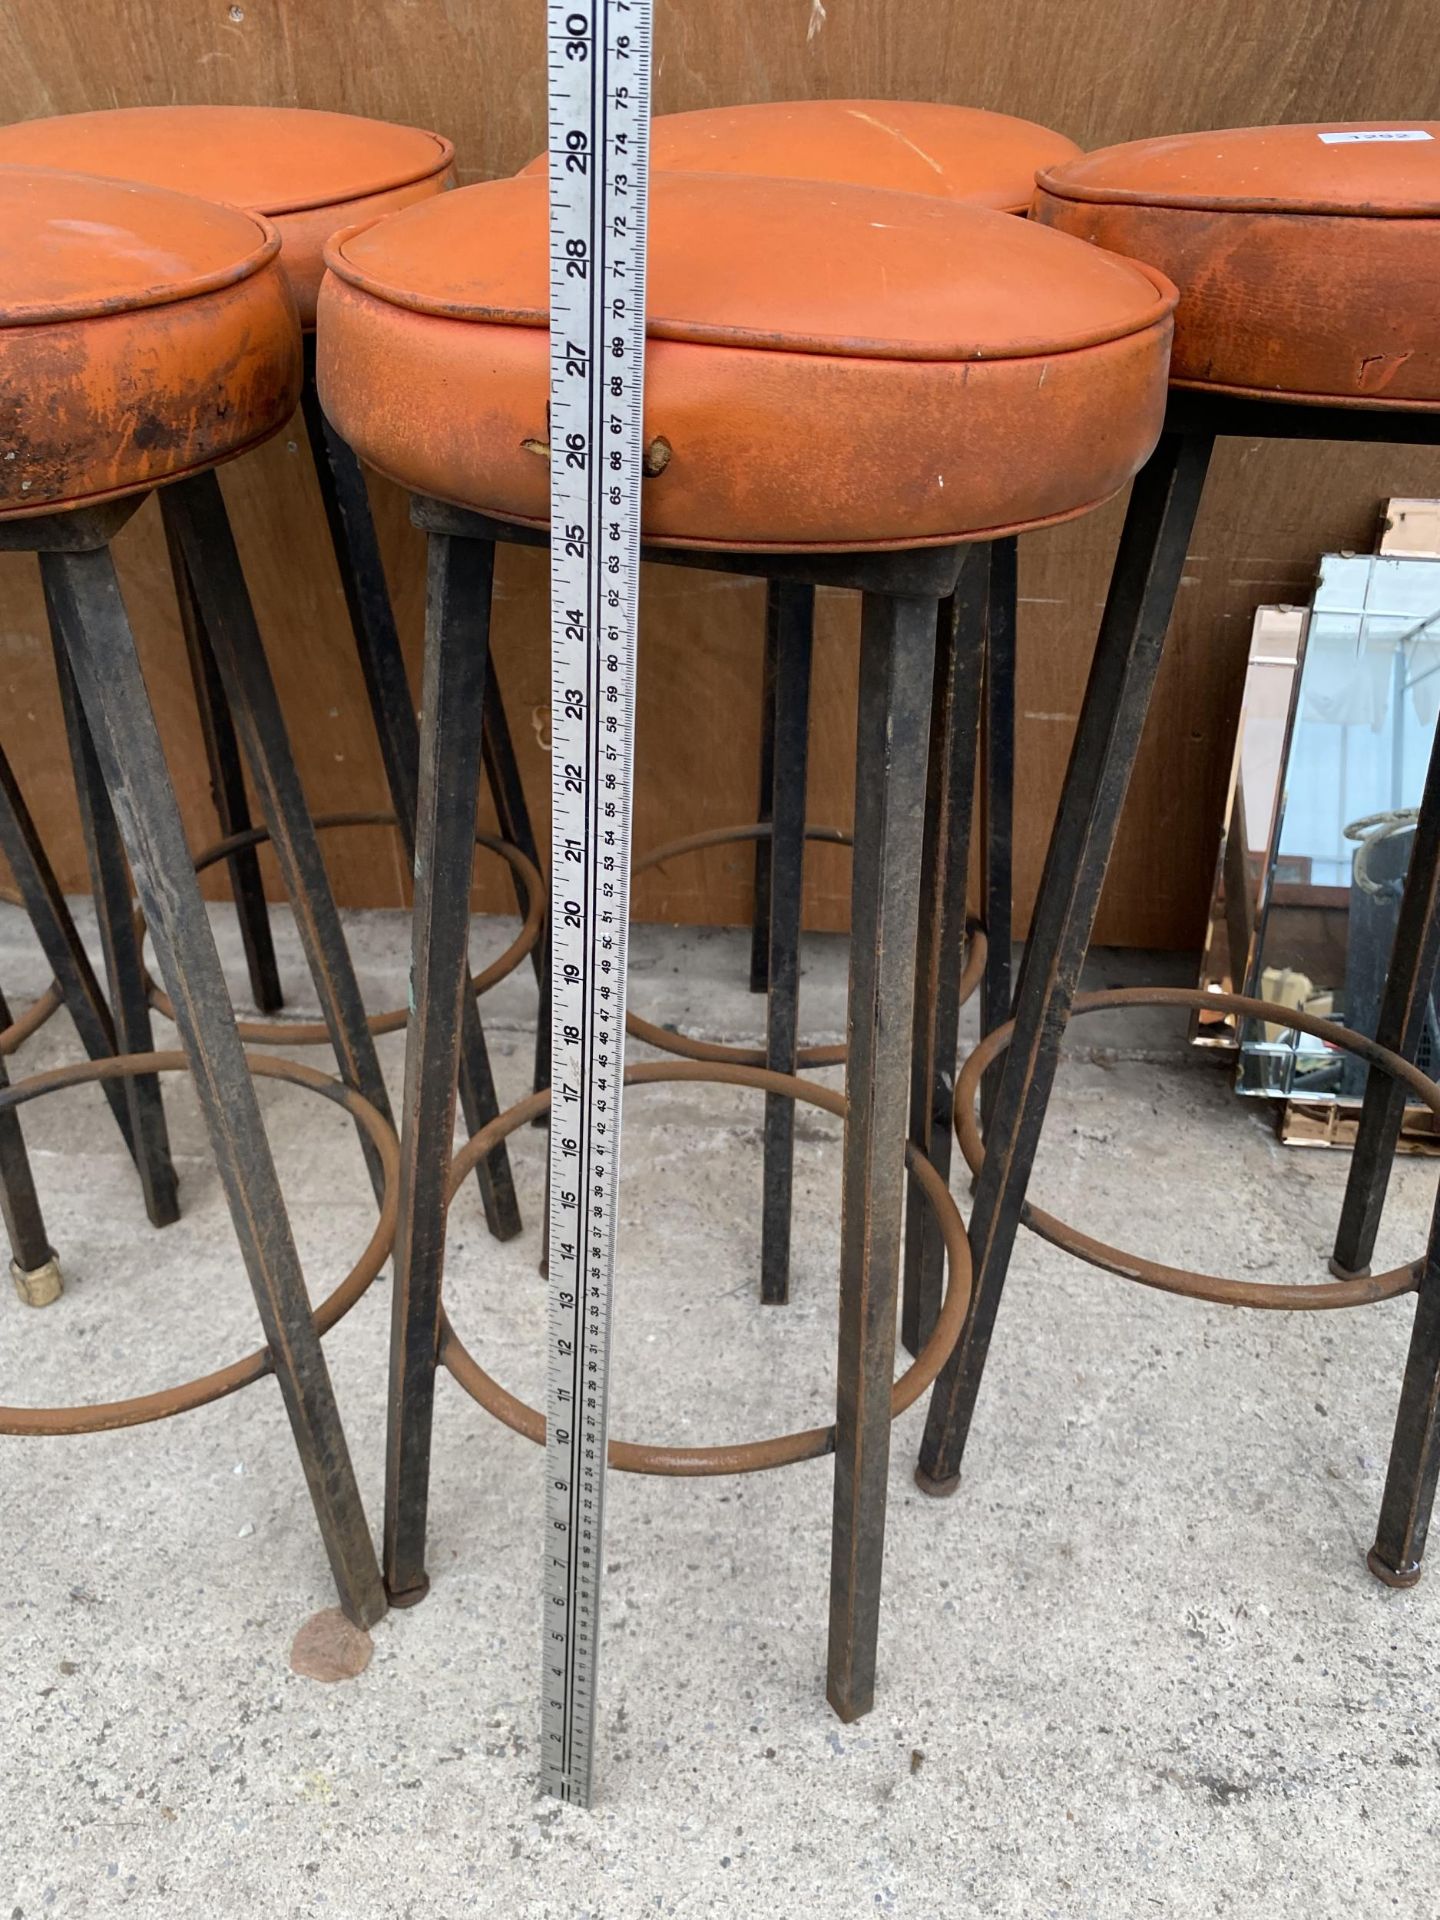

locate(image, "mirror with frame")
(1196, 536), (1440, 1146)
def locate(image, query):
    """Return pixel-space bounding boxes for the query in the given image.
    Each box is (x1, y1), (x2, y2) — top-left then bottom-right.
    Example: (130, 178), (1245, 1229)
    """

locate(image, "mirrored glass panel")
(1230, 552), (1440, 1102)
(1195, 605), (1305, 1049)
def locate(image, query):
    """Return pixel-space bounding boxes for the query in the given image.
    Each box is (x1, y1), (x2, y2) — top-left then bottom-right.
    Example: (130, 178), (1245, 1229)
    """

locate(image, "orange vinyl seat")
(0, 106), (454, 326)
(0, 166), (300, 520)
(522, 98), (1080, 212)
(1034, 122), (1440, 409)
(317, 171), (1176, 553)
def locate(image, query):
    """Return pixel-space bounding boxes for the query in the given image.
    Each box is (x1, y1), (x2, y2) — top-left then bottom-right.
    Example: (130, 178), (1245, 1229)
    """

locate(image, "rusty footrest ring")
(956, 985), (1438, 1311)
(0, 1049), (397, 1434)
(627, 822), (986, 1067)
(439, 1059), (972, 1475)
(0, 886), (68, 1057)
(0, 983), (63, 1056)
(139, 811), (545, 1047)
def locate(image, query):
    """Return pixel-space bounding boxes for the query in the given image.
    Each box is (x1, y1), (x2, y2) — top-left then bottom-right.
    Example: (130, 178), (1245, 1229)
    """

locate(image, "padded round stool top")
(0, 106), (454, 325)
(317, 172), (1175, 552)
(1035, 122), (1440, 409)
(0, 166), (300, 520)
(522, 98), (1079, 212)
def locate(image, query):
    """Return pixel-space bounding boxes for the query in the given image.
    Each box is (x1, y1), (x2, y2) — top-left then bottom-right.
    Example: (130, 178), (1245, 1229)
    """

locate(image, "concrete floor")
(3, 900), (1440, 1917)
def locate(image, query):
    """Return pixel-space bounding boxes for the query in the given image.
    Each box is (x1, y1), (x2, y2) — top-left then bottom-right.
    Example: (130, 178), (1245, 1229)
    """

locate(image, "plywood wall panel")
(3, 0), (1438, 943)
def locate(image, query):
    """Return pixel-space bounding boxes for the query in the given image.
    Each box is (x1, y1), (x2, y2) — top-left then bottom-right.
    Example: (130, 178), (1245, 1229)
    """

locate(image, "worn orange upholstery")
(317, 172), (1175, 552)
(0, 107), (454, 327)
(0, 167), (300, 521)
(1035, 123), (1440, 409)
(522, 99), (1079, 213)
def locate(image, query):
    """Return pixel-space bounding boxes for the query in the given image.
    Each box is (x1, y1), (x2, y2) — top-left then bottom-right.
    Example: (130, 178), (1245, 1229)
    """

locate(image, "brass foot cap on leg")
(385, 1573), (431, 1609)
(11, 1254), (62, 1308)
(1368, 1546), (1422, 1589)
(1328, 1256), (1371, 1282)
(914, 1464), (961, 1499)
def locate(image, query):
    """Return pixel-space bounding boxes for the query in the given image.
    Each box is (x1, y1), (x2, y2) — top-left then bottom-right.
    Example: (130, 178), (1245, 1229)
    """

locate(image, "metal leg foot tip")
(826, 1681), (873, 1725)
(1328, 1256), (1371, 1282)
(1368, 1546), (1423, 1589)
(913, 1463), (961, 1499)
(11, 1254), (62, 1308)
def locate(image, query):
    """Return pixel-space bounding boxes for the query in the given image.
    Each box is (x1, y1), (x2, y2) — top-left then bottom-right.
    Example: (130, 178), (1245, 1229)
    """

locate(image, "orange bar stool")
(0, 106), (542, 1237)
(0, 147), (401, 1214)
(317, 169), (1174, 1712)
(0, 164), (387, 1625)
(639, 98), (1080, 205)
(522, 99), (1081, 1318)
(920, 122), (1440, 1593)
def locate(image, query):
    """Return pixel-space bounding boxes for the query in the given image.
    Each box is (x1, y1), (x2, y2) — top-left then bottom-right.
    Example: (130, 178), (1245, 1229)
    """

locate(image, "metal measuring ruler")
(541, 0), (653, 1808)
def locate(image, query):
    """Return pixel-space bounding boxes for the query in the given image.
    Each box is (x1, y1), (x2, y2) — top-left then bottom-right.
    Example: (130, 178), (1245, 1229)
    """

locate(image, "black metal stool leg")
(0, 744), (151, 1172)
(980, 536), (1018, 1133)
(760, 582), (815, 1305)
(901, 549), (987, 1358)
(44, 540), (384, 1628)
(828, 587), (939, 1723)
(1330, 717), (1440, 1280)
(916, 431), (1215, 1496)
(299, 369), (526, 1233)
(160, 471), (416, 1212)
(162, 512), (284, 1017)
(749, 583), (781, 995)
(44, 583), (180, 1229)
(1371, 1175), (1440, 1587)
(0, 984), (59, 1304)
(385, 531), (497, 1605)
(482, 677), (551, 1103)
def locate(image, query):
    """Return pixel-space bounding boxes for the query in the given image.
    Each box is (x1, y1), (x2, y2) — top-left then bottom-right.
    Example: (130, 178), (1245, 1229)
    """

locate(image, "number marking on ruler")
(542, 0), (652, 1808)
